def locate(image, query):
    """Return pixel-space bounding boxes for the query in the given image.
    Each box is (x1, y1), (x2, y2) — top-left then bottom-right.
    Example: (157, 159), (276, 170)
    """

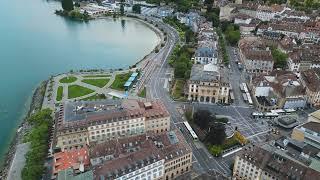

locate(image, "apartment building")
(251, 70), (306, 110)
(291, 121), (320, 149)
(233, 144), (320, 180)
(53, 99), (170, 151)
(52, 147), (90, 178)
(256, 4), (285, 21)
(308, 110), (320, 123)
(287, 48), (320, 72)
(193, 47), (217, 64)
(187, 63), (230, 104)
(91, 130), (192, 180)
(239, 38), (274, 75)
(300, 69), (320, 107)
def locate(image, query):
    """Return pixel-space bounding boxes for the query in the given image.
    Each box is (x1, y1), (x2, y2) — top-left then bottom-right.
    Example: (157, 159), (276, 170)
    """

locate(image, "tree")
(132, 4), (141, 14)
(225, 24), (241, 46)
(206, 123), (226, 145)
(193, 110), (214, 130)
(61, 0), (74, 12)
(271, 48), (288, 69)
(174, 62), (188, 79)
(210, 145), (223, 156)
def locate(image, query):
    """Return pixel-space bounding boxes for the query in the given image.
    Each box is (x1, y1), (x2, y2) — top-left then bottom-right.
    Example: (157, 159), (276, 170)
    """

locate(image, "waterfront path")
(7, 142), (30, 180)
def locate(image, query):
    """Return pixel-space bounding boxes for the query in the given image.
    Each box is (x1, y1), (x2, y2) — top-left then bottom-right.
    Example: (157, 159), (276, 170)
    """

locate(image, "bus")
(240, 84), (244, 92)
(264, 112), (279, 119)
(271, 109), (296, 115)
(284, 108), (296, 114)
(252, 112), (264, 119)
(183, 121), (198, 141)
(229, 92), (235, 103)
(251, 112), (279, 119)
(246, 92), (253, 106)
(242, 83), (249, 93)
(242, 93), (248, 102)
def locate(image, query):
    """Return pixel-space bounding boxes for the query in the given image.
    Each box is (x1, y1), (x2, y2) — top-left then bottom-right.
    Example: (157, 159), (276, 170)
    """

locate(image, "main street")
(139, 17), (270, 177)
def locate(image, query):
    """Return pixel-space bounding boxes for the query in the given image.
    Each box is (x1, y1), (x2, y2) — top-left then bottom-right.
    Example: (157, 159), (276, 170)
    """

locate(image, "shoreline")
(0, 81), (47, 179)
(0, 14), (166, 179)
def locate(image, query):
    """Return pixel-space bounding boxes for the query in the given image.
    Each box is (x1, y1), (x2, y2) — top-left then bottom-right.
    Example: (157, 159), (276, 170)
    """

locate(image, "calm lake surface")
(0, 0), (159, 163)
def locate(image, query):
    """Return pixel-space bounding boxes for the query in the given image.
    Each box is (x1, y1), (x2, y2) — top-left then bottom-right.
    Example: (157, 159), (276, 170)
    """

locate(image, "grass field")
(68, 85), (94, 99)
(110, 72), (131, 91)
(56, 86), (63, 101)
(59, 76), (77, 83)
(81, 78), (110, 88)
(138, 87), (146, 98)
(172, 79), (186, 101)
(83, 74), (111, 78)
(81, 93), (106, 101)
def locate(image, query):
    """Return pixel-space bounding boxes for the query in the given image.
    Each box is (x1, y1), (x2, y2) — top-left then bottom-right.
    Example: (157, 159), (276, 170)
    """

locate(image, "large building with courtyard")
(187, 63), (230, 104)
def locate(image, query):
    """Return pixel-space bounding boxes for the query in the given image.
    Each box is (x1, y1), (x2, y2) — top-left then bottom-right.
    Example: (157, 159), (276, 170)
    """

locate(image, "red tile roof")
(53, 147), (90, 174)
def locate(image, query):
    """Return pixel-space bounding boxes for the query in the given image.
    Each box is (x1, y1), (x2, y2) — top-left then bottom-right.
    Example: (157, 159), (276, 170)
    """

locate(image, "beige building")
(54, 99), (170, 151)
(308, 110), (320, 123)
(291, 121), (320, 152)
(239, 38), (274, 75)
(91, 130), (192, 180)
(187, 64), (230, 104)
(300, 69), (320, 107)
(233, 144), (320, 180)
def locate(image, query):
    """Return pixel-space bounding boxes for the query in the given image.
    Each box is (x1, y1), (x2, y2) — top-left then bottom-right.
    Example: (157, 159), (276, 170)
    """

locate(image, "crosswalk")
(141, 7), (157, 16)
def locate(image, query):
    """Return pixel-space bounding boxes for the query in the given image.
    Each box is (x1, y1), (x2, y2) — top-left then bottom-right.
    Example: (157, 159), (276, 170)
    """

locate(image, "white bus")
(246, 92), (253, 106)
(183, 121), (198, 141)
(242, 83), (249, 93)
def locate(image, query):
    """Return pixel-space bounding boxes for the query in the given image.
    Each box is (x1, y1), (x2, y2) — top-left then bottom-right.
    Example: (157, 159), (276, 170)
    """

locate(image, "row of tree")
(169, 45), (193, 79)
(22, 109), (53, 180)
(146, 0), (200, 12)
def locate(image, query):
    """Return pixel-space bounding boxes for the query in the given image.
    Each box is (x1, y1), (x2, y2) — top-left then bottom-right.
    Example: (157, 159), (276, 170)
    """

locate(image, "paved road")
(139, 17), (276, 177)
(140, 17), (233, 176)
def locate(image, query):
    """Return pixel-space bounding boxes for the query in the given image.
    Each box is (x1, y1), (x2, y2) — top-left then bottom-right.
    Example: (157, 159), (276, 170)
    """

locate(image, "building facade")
(91, 130), (192, 180)
(239, 38), (274, 75)
(188, 64), (230, 104)
(300, 69), (320, 107)
(291, 121), (320, 149)
(233, 144), (320, 180)
(53, 100), (170, 151)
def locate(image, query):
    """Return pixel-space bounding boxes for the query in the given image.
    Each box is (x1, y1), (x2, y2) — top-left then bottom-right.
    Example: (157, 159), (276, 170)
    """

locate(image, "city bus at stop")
(183, 121), (198, 141)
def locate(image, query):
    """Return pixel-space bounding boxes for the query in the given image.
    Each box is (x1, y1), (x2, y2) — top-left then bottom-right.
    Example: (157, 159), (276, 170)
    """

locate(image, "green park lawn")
(83, 74), (111, 78)
(81, 93), (106, 101)
(110, 72), (131, 91)
(56, 86), (63, 101)
(68, 85), (94, 99)
(172, 79), (186, 101)
(81, 79), (110, 88)
(138, 87), (146, 98)
(59, 76), (77, 83)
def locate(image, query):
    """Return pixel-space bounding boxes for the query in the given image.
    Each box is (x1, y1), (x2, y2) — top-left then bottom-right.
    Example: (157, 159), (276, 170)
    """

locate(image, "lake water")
(0, 0), (159, 163)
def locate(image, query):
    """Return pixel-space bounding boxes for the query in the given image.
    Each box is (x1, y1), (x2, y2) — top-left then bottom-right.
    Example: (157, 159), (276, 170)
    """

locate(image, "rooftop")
(53, 147), (90, 174)
(309, 110), (320, 122)
(236, 144), (320, 179)
(301, 68), (320, 92)
(92, 130), (191, 179)
(301, 121), (320, 133)
(56, 99), (170, 131)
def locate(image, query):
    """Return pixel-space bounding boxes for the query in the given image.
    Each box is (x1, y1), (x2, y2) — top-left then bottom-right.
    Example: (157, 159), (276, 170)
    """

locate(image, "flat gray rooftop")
(63, 100), (122, 122)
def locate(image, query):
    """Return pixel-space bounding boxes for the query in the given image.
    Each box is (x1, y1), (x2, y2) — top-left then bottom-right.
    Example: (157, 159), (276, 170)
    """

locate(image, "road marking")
(247, 130), (270, 139)
(163, 78), (168, 89)
(222, 147), (243, 158)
